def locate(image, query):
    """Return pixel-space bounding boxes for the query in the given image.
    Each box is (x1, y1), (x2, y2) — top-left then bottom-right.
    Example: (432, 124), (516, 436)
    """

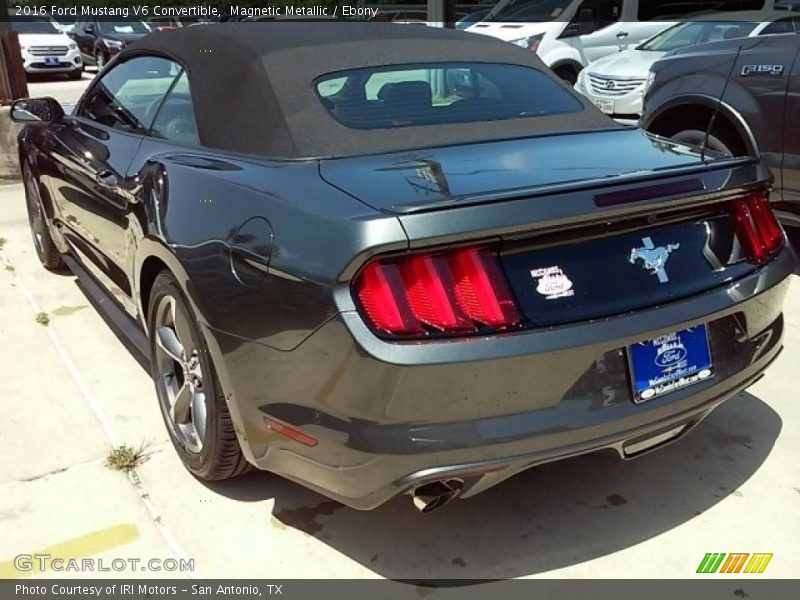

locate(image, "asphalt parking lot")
(25, 69), (96, 106)
(1, 75), (799, 580)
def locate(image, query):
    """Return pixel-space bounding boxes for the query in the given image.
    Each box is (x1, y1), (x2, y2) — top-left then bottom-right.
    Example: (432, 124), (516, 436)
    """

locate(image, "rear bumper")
(205, 246), (794, 509)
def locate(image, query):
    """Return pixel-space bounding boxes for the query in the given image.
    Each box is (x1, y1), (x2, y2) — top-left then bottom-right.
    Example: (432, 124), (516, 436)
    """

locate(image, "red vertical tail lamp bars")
(355, 247), (522, 338)
(731, 191), (784, 265)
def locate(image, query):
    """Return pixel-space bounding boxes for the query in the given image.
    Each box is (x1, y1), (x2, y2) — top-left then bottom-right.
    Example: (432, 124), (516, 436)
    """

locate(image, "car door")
(46, 56), (181, 300)
(566, 0), (635, 64)
(74, 19), (97, 62)
(780, 40), (800, 225)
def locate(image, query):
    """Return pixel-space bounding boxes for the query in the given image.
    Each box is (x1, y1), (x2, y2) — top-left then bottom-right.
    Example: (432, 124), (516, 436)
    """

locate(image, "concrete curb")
(0, 106), (21, 181)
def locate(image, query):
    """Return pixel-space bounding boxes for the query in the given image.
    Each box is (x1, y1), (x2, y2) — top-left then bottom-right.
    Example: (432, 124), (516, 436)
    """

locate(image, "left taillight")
(731, 191), (784, 265)
(354, 246), (522, 339)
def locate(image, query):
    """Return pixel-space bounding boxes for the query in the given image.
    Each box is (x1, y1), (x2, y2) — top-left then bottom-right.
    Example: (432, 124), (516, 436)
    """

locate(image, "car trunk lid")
(319, 128), (714, 215)
(332, 130), (778, 333)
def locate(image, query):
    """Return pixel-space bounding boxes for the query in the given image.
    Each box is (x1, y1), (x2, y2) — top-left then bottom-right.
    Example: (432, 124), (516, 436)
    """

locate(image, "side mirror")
(10, 97), (65, 124)
(562, 7), (596, 38)
(83, 24), (95, 34)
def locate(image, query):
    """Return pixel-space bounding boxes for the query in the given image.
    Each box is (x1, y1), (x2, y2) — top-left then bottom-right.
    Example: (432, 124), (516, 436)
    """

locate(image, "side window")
(150, 71), (200, 146)
(577, 0), (622, 32)
(79, 56), (180, 133)
(762, 18), (796, 35)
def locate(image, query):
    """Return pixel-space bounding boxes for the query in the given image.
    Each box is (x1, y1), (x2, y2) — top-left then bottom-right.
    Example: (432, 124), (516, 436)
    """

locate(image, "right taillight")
(354, 246), (522, 339)
(731, 191), (784, 265)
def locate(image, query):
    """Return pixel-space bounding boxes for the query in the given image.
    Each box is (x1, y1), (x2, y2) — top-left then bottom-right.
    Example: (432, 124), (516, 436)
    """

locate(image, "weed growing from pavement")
(0, 237), (6, 249)
(5, 265), (13, 272)
(105, 443), (150, 472)
(35, 312), (49, 326)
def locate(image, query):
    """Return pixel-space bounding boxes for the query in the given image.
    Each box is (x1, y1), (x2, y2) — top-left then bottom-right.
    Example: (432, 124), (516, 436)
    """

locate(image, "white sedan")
(574, 10), (800, 118)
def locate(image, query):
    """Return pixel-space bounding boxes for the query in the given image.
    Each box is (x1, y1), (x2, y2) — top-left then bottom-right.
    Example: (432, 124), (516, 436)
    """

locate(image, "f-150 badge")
(629, 237), (680, 283)
(741, 64), (784, 77)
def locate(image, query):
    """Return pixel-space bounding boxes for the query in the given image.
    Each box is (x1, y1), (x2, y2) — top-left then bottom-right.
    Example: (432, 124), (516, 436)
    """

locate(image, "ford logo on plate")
(654, 339), (687, 368)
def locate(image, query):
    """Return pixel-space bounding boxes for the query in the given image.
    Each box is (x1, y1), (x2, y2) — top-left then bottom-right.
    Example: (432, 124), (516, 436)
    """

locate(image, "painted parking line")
(0, 246), (199, 579)
(0, 524), (139, 579)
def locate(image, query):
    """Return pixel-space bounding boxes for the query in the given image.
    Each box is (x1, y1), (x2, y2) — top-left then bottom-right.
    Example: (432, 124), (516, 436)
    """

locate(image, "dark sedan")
(11, 23), (795, 512)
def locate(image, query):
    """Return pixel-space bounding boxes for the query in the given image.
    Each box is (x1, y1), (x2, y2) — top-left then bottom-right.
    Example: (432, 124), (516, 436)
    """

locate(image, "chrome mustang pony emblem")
(629, 237), (680, 283)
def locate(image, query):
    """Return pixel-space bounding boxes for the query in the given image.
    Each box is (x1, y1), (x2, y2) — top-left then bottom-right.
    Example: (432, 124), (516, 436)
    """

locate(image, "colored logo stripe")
(720, 553), (749, 573)
(697, 553), (773, 574)
(697, 553), (726, 573)
(744, 553), (773, 573)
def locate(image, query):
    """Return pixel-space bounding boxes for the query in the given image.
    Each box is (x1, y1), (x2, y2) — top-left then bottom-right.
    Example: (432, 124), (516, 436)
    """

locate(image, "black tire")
(553, 65), (579, 85)
(670, 129), (735, 157)
(22, 163), (63, 270)
(147, 271), (251, 481)
(68, 67), (83, 80)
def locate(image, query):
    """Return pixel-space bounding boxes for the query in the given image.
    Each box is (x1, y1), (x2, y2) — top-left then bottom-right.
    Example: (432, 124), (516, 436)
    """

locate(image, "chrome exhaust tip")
(411, 479), (463, 513)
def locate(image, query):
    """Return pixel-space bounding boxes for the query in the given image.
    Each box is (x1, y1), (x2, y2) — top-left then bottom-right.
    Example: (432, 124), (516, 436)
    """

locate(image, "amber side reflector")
(264, 417), (318, 447)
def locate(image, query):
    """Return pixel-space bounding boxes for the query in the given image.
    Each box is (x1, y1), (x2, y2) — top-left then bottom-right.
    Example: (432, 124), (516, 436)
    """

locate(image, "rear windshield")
(315, 62), (583, 130)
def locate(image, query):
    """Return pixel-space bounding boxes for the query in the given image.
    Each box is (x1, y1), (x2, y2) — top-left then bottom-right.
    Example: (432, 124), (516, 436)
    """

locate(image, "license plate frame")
(628, 325), (713, 403)
(593, 98), (614, 114)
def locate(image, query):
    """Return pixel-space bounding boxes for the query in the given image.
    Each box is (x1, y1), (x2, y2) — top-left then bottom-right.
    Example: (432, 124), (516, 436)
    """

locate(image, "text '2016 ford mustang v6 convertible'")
(11, 23), (795, 512)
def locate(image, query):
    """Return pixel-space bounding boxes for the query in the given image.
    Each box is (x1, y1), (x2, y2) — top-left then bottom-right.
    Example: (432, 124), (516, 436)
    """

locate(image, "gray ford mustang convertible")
(11, 23), (795, 512)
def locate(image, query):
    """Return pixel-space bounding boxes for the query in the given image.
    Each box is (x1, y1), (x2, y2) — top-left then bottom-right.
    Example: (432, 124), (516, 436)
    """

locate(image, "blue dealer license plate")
(628, 325), (713, 402)
(44, 57), (59, 66)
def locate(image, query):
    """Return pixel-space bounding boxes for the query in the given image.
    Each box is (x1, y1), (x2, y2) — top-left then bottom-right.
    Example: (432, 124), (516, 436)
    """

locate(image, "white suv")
(467, 0), (776, 83)
(12, 18), (83, 79)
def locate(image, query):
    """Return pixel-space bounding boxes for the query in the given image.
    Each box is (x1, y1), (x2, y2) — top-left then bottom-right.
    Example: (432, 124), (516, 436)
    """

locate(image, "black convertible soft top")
(123, 22), (617, 158)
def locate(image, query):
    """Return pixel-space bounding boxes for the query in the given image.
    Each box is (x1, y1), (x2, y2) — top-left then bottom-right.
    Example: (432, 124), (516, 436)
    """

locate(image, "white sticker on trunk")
(531, 266), (575, 300)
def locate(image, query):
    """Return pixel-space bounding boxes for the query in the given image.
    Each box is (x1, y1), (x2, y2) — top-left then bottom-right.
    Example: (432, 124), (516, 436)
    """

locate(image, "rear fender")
(643, 79), (763, 156)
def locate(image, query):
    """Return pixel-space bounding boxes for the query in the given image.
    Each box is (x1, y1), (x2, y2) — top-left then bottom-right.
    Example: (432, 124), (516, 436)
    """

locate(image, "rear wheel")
(94, 50), (106, 70)
(147, 271), (250, 481)
(22, 163), (63, 270)
(670, 129), (735, 157)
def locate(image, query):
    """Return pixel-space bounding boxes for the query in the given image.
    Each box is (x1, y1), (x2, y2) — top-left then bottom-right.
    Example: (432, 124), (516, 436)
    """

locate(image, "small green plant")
(105, 443), (150, 473)
(5, 265), (14, 272)
(0, 237), (6, 249)
(35, 312), (49, 326)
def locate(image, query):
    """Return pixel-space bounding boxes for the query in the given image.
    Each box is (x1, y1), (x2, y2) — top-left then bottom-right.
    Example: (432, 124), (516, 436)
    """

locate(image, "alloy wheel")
(153, 295), (208, 453)
(23, 168), (46, 259)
